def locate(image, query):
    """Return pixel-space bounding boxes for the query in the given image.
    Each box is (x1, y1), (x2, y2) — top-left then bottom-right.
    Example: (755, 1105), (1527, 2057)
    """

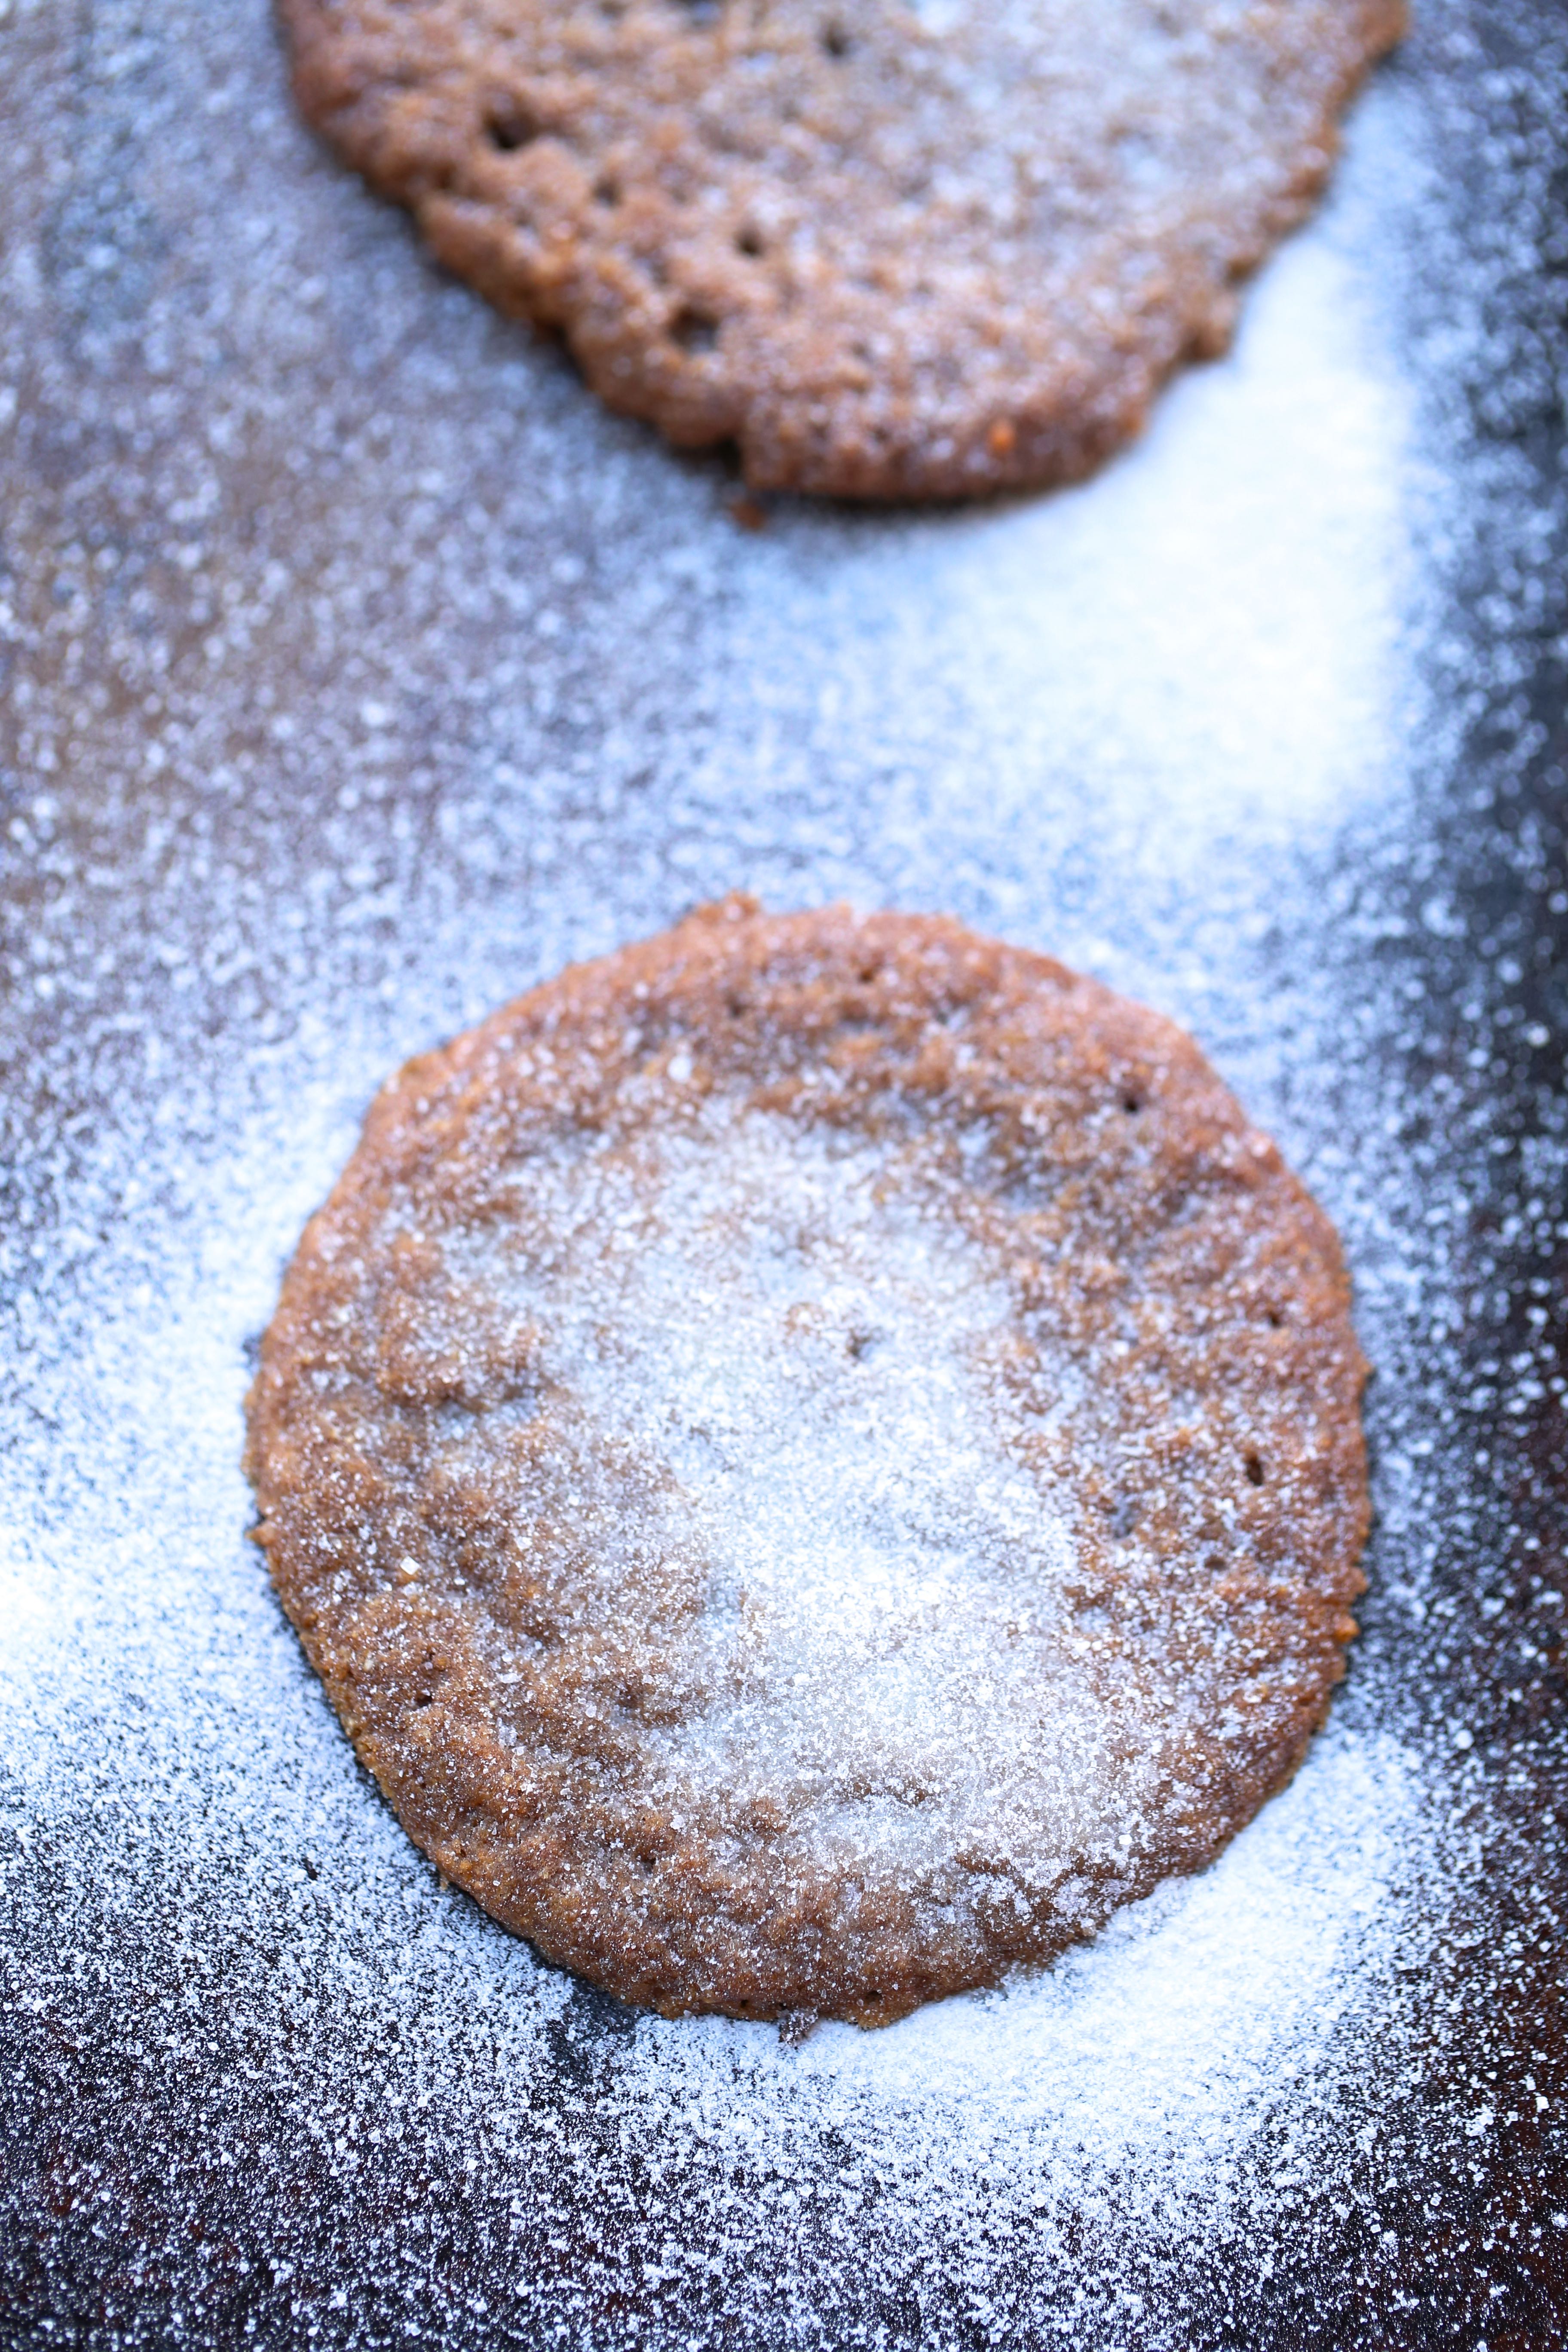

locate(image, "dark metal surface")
(2, 2), (1566, 2345)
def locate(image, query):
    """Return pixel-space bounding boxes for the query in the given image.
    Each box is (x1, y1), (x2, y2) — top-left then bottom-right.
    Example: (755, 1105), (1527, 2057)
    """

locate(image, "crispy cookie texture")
(279, 0), (1405, 499)
(246, 900), (1369, 2027)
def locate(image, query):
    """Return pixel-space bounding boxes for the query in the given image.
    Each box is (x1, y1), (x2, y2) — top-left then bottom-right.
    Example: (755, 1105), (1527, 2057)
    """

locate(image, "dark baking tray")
(2, 3), (1566, 2345)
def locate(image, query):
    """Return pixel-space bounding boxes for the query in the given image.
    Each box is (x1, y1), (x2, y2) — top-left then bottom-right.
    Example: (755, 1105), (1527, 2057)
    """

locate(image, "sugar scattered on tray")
(1, 0), (1565, 2338)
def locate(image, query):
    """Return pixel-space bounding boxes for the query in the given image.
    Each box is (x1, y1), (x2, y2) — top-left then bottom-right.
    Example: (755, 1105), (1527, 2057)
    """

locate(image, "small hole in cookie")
(821, 20), (853, 55)
(847, 1329), (875, 1361)
(1244, 1451), (1265, 1487)
(735, 225), (766, 257)
(1265, 1308), (1283, 1329)
(484, 98), (540, 153)
(1110, 1494), (1141, 1538)
(1122, 1093), (1142, 1115)
(671, 306), (721, 355)
(594, 176), (622, 208)
(637, 1849), (658, 1874)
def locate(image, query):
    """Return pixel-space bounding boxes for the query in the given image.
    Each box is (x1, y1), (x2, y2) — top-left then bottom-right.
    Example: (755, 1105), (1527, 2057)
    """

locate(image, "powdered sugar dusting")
(3, 0), (1567, 2340)
(680, 1718), (1420, 2178)
(416, 1098), (1119, 1904)
(525, 1106), (1073, 1790)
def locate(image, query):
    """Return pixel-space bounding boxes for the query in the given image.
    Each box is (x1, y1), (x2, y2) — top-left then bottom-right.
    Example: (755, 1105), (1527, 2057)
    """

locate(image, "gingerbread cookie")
(279, 0), (1404, 499)
(246, 900), (1368, 2026)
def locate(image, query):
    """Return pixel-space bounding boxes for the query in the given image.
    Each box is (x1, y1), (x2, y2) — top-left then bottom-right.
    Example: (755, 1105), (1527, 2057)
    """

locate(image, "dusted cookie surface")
(279, 0), (1404, 499)
(246, 901), (1369, 2025)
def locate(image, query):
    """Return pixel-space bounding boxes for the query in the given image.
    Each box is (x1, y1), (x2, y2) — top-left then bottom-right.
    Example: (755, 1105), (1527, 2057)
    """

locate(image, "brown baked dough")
(246, 900), (1368, 2026)
(278, 0), (1405, 499)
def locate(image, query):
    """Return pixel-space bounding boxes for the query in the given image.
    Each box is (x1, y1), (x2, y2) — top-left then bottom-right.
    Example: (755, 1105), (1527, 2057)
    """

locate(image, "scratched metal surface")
(1, 2), (1566, 2346)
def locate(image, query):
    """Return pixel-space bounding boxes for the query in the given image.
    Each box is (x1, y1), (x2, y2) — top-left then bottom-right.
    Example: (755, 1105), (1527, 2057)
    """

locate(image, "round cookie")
(279, 0), (1405, 500)
(245, 900), (1369, 2027)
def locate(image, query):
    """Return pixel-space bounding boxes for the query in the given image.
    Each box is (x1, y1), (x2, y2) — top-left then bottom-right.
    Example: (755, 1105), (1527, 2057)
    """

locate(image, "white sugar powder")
(1, 0), (1562, 2340)
(432, 1100), (1133, 1897)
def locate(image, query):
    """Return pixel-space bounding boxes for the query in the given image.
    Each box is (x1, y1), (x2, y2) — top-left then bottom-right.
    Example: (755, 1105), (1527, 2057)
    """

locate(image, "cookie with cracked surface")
(279, 0), (1405, 499)
(245, 899), (1369, 2027)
